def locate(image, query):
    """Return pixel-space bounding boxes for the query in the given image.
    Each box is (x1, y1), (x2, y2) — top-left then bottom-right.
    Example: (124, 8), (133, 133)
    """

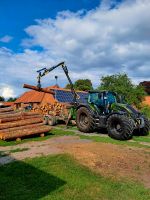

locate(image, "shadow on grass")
(0, 156), (66, 200)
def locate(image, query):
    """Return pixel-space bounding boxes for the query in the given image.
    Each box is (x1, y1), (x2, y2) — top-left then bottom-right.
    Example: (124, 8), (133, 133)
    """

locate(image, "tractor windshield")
(107, 92), (125, 104)
(88, 91), (126, 108)
(88, 92), (102, 106)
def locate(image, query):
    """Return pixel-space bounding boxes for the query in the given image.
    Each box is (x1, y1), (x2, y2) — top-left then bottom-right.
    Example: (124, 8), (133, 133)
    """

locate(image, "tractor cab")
(88, 91), (122, 114)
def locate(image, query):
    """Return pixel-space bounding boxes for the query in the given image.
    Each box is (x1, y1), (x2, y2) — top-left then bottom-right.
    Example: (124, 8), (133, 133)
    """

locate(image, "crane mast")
(37, 62), (78, 104)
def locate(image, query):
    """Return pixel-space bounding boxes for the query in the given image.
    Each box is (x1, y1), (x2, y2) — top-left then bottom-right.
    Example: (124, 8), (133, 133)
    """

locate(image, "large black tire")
(76, 107), (94, 133)
(107, 114), (134, 140)
(139, 117), (150, 136)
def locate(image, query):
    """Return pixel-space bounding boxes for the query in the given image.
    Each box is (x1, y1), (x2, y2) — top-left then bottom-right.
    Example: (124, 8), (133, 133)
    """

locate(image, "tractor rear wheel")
(107, 114), (134, 140)
(76, 107), (94, 133)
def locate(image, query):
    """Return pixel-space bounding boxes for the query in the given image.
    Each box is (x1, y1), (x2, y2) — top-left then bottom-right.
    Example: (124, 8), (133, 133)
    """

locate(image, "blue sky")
(0, 0), (101, 52)
(0, 0), (149, 98)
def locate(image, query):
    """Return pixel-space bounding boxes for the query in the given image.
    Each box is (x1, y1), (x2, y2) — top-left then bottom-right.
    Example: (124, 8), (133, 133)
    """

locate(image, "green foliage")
(140, 105), (150, 118)
(0, 96), (5, 101)
(65, 83), (71, 89)
(98, 73), (146, 107)
(65, 79), (93, 91)
(74, 79), (93, 91)
(0, 155), (149, 200)
(7, 97), (17, 102)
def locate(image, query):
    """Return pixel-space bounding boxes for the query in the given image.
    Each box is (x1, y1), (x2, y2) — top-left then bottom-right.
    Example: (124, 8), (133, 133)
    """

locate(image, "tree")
(0, 96), (5, 101)
(65, 83), (72, 89)
(7, 97), (17, 102)
(98, 73), (145, 107)
(74, 79), (93, 91)
(65, 79), (93, 91)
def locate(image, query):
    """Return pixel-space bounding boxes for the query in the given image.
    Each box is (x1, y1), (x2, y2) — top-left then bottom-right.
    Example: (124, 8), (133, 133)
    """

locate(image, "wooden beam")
(23, 84), (55, 95)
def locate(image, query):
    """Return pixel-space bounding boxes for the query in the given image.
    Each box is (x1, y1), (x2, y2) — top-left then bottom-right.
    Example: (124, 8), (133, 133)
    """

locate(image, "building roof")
(143, 96), (150, 106)
(15, 84), (88, 104)
(15, 85), (58, 104)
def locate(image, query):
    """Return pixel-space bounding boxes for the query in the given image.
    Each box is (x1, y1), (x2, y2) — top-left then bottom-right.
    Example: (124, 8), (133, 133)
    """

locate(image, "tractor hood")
(112, 103), (140, 117)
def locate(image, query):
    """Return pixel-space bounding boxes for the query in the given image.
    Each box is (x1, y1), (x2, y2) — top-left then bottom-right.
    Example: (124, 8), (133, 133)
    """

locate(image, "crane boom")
(37, 62), (78, 104)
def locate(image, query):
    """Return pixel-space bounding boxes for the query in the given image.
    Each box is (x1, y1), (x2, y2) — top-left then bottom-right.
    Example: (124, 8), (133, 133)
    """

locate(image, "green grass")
(0, 151), (9, 157)
(0, 154), (149, 200)
(78, 134), (150, 148)
(0, 148), (29, 158)
(0, 129), (75, 147)
(9, 147), (29, 153)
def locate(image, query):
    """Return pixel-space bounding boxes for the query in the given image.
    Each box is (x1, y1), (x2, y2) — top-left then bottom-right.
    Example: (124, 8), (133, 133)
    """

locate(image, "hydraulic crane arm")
(37, 62), (78, 104)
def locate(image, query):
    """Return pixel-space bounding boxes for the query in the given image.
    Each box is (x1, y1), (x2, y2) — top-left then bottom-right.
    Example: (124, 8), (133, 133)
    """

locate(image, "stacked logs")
(32, 102), (71, 117)
(0, 107), (52, 140)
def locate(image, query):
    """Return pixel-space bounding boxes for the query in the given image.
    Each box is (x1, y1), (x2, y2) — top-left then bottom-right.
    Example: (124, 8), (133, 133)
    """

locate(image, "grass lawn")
(0, 154), (150, 200)
(0, 126), (150, 149)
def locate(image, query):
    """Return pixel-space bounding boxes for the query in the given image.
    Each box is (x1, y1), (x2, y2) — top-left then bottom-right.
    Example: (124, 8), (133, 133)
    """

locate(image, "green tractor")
(36, 62), (150, 140)
(75, 90), (150, 140)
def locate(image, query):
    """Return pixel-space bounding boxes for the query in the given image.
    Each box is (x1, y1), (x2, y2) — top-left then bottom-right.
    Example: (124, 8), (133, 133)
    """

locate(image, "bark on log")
(0, 123), (44, 133)
(23, 84), (55, 95)
(0, 111), (40, 119)
(0, 107), (14, 113)
(0, 125), (52, 140)
(0, 115), (42, 123)
(0, 111), (17, 116)
(0, 118), (43, 130)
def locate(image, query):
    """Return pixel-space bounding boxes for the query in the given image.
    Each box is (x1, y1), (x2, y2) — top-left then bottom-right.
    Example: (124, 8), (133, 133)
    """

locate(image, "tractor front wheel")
(139, 117), (150, 136)
(107, 114), (134, 140)
(76, 107), (94, 133)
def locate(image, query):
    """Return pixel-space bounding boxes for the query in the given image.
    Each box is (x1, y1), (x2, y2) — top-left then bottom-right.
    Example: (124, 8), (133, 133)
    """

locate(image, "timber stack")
(32, 102), (71, 117)
(0, 107), (52, 141)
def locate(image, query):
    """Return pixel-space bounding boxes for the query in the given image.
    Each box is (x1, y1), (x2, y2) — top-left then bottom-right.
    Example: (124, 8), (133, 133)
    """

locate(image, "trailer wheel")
(48, 116), (57, 126)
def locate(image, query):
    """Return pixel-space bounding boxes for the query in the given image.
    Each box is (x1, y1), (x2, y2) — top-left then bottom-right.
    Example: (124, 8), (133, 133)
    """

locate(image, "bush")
(98, 73), (146, 108)
(140, 106), (150, 118)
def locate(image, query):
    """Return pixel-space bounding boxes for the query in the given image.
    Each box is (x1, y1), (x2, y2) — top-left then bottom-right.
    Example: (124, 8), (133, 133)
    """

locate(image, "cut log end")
(16, 138), (21, 142)
(40, 133), (45, 137)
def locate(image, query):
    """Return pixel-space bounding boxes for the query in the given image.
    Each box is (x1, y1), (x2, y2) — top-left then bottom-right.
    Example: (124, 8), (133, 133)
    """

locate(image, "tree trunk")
(0, 115), (42, 123)
(0, 118), (43, 130)
(23, 84), (55, 95)
(0, 111), (40, 119)
(0, 107), (14, 113)
(0, 123), (44, 133)
(0, 125), (52, 140)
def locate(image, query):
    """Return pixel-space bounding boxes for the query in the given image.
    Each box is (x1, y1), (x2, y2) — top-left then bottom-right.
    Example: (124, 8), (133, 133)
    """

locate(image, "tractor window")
(106, 92), (116, 104)
(89, 93), (103, 107)
(89, 93), (99, 103)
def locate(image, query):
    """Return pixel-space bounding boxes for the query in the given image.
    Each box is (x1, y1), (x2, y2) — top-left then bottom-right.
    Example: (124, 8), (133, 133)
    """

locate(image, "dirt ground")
(0, 135), (150, 188)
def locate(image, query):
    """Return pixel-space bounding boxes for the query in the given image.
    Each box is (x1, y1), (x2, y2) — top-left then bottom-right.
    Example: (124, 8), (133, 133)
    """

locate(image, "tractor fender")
(106, 112), (124, 121)
(76, 104), (96, 118)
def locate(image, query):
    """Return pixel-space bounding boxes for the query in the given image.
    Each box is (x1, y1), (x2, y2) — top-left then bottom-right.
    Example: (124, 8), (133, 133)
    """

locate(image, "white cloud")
(0, 84), (15, 98)
(0, 0), (150, 97)
(0, 35), (13, 43)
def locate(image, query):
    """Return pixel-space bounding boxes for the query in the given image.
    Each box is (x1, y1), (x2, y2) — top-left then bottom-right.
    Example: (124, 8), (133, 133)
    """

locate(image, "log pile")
(32, 102), (71, 117)
(0, 107), (52, 141)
